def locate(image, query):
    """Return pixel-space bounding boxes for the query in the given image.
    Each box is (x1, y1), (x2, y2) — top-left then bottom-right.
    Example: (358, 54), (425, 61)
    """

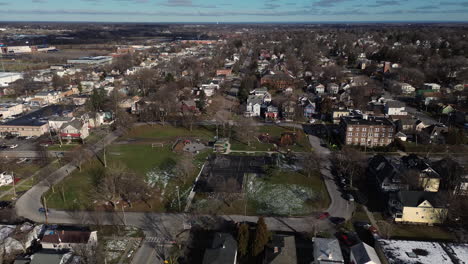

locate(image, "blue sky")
(0, 0), (467, 22)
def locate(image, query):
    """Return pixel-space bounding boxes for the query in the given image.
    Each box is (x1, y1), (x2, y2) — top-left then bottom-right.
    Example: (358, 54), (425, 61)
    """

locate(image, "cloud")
(313, 0), (349, 7)
(161, 0), (216, 8)
(0, 2), (8, 5)
(368, 0), (401, 8)
(442, 1), (468, 6)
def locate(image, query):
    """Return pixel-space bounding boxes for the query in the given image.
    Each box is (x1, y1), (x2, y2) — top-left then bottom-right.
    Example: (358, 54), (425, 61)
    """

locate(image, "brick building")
(340, 116), (395, 147)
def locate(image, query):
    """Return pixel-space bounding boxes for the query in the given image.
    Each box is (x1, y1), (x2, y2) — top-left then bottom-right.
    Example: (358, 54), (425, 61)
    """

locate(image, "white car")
(9, 144), (18, 149)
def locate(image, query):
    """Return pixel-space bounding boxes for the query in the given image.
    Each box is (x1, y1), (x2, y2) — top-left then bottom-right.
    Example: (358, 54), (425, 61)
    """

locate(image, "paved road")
(15, 124), (354, 263)
(0, 150), (66, 158)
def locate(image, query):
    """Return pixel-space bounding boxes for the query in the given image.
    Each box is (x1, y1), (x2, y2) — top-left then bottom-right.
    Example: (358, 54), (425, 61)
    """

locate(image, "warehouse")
(0, 72), (23, 87)
(67, 56), (113, 65)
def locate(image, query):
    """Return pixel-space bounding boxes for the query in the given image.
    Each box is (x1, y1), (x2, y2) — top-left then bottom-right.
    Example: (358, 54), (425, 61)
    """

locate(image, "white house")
(385, 100), (407, 116)
(250, 87), (272, 102)
(315, 84), (325, 94)
(424, 83), (441, 91)
(245, 95), (263, 117)
(60, 119), (89, 140)
(34, 91), (61, 104)
(350, 242), (381, 264)
(0, 172), (13, 187)
(0, 72), (23, 87)
(399, 83), (416, 94)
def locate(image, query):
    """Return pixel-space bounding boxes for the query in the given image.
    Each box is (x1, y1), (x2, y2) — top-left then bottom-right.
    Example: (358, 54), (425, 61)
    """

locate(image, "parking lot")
(0, 135), (40, 151)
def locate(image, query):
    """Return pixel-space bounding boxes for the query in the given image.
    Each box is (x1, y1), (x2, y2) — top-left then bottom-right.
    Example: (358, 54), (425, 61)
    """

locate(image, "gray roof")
(351, 242), (382, 264)
(398, 191), (444, 208)
(30, 252), (70, 264)
(313, 238), (344, 263)
(202, 233), (237, 264)
(266, 235), (297, 264)
(60, 119), (83, 130)
(386, 100), (406, 108)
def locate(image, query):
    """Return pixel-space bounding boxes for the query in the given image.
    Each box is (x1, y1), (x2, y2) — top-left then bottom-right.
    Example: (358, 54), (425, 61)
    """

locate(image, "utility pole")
(43, 196), (48, 224)
(121, 204), (126, 226)
(11, 172), (16, 197)
(176, 186), (181, 212)
(103, 145), (107, 168)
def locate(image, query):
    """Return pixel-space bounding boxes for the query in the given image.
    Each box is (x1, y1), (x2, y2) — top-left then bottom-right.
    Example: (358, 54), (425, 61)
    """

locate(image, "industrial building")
(67, 56), (113, 65)
(0, 72), (23, 87)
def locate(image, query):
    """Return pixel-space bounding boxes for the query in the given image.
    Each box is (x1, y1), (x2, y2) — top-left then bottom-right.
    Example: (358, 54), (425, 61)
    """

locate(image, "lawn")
(387, 224), (455, 241)
(45, 142), (207, 212)
(47, 144), (80, 151)
(231, 125), (311, 153)
(190, 167), (330, 216)
(125, 125), (216, 142)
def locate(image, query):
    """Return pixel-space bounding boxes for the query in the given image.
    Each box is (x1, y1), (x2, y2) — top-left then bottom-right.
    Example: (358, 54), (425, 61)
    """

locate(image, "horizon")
(0, 0), (467, 23)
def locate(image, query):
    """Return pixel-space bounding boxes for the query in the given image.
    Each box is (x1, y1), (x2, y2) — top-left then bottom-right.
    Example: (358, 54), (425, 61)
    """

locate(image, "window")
(362, 128), (367, 132)
(347, 138), (352, 142)
(389, 133), (393, 137)
(368, 133), (373, 137)
(348, 132), (353, 137)
(389, 128), (394, 132)
(356, 127), (360, 131)
(374, 128), (380, 132)
(374, 133), (379, 138)
(361, 138), (366, 142)
(381, 133), (385, 137)
(362, 133), (366, 137)
(355, 133), (359, 136)
(348, 127), (353, 131)
(374, 138), (378, 143)
(382, 128), (386, 132)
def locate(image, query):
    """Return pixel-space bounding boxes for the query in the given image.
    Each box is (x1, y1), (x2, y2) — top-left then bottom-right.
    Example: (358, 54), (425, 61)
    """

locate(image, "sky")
(0, 0), (467, 23)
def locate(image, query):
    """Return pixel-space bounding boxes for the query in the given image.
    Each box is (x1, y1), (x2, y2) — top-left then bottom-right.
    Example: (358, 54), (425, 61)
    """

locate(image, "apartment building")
(340, 116), (395, 147)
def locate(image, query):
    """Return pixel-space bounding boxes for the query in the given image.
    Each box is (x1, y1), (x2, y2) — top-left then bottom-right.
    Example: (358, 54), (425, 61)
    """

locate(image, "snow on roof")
(378, 239), (468, 264)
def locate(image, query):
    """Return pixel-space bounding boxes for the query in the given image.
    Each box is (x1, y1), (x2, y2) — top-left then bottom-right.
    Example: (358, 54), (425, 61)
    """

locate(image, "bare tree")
(234, 117), (258, 147)
(331, 147), (366, 187)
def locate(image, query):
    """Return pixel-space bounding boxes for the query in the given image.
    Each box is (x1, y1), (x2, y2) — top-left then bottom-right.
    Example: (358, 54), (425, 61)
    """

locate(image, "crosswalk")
(144, 237), (176, 244)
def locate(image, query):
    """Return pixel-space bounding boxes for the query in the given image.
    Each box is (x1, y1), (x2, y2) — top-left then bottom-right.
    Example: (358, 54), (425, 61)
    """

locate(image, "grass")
(231, 125), (311, 153)
(125, 124), (216, 142)
(47, 144), (80, 151)
(388, 224), (456, 241)
(352, 205), (371, 222)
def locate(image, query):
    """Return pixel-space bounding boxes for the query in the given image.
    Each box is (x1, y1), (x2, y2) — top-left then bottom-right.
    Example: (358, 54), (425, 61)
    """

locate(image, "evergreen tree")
(251, 217), (269, 256)
(237, 223), (250, 257)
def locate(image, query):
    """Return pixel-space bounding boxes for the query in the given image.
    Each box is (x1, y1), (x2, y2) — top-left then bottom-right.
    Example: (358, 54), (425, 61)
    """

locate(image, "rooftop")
(1, 105), (74, 127)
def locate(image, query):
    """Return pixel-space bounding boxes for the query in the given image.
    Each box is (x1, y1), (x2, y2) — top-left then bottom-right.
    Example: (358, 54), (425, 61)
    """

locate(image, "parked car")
(38, 207), (49, 214)
(317, 212), (330, 219)
(339, 234), (352, 246)
(329, 217), (346, 225)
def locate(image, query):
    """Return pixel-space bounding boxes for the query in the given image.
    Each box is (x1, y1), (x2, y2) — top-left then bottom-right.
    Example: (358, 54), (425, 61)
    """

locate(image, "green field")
(125, 125), (216, 142)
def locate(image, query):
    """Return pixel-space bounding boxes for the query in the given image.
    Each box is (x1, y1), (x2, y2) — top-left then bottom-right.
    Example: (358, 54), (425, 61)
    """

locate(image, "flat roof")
(1, 105), (75, 127)
(0, 72), (22, 78)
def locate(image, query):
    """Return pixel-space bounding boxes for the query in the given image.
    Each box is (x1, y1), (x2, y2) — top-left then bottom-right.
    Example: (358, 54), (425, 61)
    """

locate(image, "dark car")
(38, 207), (49, 214)
(329, 217), (345, 225)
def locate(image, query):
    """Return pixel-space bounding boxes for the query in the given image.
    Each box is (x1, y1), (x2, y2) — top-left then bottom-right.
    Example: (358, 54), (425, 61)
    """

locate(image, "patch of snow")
(146, 168), (174, 189)
(0, 225), (15, 240)
(24, 225), (43, 249)
(106, 239), (130, 251)
(4, 237), (24, 255)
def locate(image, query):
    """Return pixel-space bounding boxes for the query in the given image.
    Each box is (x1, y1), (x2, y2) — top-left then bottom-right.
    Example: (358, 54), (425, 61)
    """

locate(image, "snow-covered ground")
(378, 239), (468, 264)
(247, 177), (319, 215)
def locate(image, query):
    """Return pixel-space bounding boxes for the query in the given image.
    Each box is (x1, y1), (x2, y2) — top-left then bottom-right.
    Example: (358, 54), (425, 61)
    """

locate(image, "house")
(0, 103), (24, 119)
(315, 84), (325, 94)
(350, 242), (381, 264)
(264, 235), (297, 264)
(245, 95), (263, 117)
(179, 100), (199, 113)
(401, 155), (441, 192)
(30, 251), (73, 264)
(376, 239), (468, 264)
(0, 72), (23, 87)
(327, 83), (339, 94)
(282, 101), (296, 121)
(340, 116), (395, 147)
(399, 83), (415, 94)
(388, 191), (447, 224)
(60, 120), (89, 141)
(395, 131), (407, 142)
(384, 101), (407, 116)
(48, 116), (75, 132)
(250, 87), (272, 103)
(423, 124), (448, 144)
(202, 233), (237, 264)
(367, 155), (408, 192)
(41, 229), (98, 250)
(265, 105), (279, 121)
(216, 69), (232, 76)
(34, 91), (61, 104)
(313, 238), (344, 264)
(0, 172), (13, 187)
(304, 100), (316, 119)
(332, 109), (350, 124)
(423, 83), (441, 91)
